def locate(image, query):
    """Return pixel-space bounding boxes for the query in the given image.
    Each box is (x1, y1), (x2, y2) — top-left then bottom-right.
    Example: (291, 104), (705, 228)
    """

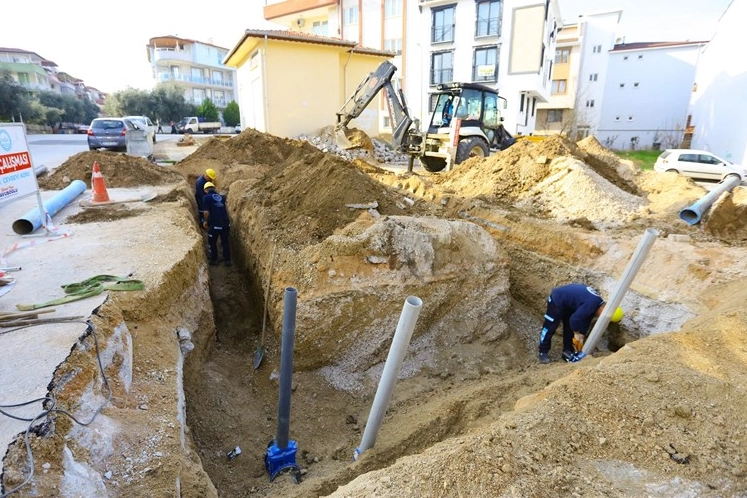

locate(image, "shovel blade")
(253, 346), (266, 370)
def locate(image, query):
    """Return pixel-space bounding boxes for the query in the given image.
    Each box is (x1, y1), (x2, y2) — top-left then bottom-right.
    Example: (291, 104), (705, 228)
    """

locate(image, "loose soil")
(5, 132), (747, 497)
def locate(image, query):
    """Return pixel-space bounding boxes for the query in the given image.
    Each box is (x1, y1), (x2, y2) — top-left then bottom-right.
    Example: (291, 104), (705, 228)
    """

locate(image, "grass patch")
(615, 150), (661, 171)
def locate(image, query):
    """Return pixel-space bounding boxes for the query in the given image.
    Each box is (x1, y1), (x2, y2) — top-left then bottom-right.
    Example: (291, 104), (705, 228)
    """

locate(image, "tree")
(0, 70), (29, 121)
(222, 101), (240, 127)
(150, 82), (196, 124)
(197, 98), (219, 122)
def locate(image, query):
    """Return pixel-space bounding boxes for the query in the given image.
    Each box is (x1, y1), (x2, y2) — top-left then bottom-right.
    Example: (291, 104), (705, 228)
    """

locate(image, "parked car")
(654, 149), (746, 182)
(123, 115), (157, 144)
(76, 124), (90, 134)
(87, 118), (134, 151)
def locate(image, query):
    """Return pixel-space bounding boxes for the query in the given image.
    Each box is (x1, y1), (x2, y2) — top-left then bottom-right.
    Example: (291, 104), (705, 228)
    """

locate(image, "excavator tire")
(419, 156), (447, 172)
(456, 137), (489, 164)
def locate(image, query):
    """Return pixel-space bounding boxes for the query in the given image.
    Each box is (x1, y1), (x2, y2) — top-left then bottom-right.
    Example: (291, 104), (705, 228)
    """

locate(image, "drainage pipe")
(12, 180), (86, 235)
(355, 295), (423, 460)
(275, 287), (297, 451)
(679, 174), (741, 225)
(583, 228), (659, 355)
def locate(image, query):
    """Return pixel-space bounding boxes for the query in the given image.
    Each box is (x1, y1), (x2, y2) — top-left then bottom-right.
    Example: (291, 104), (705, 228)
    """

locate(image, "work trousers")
(207, 225), (231, 263)
(538, 295), (575, 354)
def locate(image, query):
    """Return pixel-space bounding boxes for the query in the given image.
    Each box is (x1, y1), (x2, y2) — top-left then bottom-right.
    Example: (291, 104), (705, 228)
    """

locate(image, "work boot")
(538, 352), (550, 364)
(562, 350), (581, 363)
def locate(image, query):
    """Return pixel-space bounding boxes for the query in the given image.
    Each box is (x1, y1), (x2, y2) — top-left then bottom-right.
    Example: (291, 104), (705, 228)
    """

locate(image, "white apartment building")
(689, 0), (747, 166)
(263, 0), (560, 137)
(147, 36), (237, 111)
(597, 40), (705, 151)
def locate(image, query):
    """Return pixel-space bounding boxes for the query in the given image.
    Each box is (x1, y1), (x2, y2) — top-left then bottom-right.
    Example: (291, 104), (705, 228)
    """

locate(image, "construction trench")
(3, 130), (747, 496)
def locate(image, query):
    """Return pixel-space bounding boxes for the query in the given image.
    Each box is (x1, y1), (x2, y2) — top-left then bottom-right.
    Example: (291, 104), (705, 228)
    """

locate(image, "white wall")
(598, 44), (702, 150)
(690, 0), (747, 166)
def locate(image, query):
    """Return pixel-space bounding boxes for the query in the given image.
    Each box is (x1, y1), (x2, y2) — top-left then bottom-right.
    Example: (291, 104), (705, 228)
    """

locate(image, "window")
(432, 5), (455, 43)
(551, 79), (567, 94)
(193, 88), (206, 103)
(627, 116), (633, 121)
(680, 153), (698, 162)
(619, 83), (625, 88)
(638, 54), (643, 59)
(554, 48), (570, 64)
(384, 38), (403, 55)
(344, 6), (359, 24)
(383, 116), (391, 128)
(385, 0), (402, 17)
(531, 97), (536, 117)
(623, 56), (629, 60)
(17, 72), (30, 84)
(633, 82), (639, 88)
(585, 99), (595, 108)
(592, 45), (602, 53)
(547, 109), (563, 122)
(589, 73), (598, 81)
(615, 116), (620, 121)
(520, 93), (525, 112)
(430, 51), (453, 85)
(191, 67), (204, 83)
(454, 88), (483, 120)
(476, 0), (502, 37)
(312, 20), (328, 36)
(473, 46), (498, 82)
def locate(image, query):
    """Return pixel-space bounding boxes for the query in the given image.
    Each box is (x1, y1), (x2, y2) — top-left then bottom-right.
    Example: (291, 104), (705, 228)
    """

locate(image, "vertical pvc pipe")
(679, 174), (741, 225)
(583, 228), (659, 355)
(275, 287), (297, 451)
(12, 180), (86, 235)
(355, 295), (423, 460)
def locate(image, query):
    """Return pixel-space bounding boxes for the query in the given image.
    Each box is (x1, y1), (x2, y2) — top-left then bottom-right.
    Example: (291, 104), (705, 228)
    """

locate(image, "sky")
(1, 0), (734, 95)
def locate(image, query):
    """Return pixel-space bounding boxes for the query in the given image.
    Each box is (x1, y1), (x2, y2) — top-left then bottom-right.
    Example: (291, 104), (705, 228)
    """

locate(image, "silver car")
(87, 118), (134, 151)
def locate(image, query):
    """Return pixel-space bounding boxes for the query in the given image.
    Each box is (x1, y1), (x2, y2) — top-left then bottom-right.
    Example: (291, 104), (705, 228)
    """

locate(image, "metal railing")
(475, 18), (501, 38)
(431, 23), (455, 43)
(430, 68), (453, 86)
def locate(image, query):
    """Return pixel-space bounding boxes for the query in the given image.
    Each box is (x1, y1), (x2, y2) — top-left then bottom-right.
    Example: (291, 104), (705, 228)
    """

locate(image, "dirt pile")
(37, 150), (183, 190)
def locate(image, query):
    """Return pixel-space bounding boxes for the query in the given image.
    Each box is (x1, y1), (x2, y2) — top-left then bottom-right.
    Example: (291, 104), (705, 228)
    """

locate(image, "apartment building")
(0, 47), (104, 105)
(689, 0), (747, 167)
(535, 11), (621, 140)
(263, 0), (560, 137)
(147, 36), (237, 111)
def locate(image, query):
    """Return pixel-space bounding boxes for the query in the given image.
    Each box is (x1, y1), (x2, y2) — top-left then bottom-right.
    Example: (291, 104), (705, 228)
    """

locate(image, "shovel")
(334, 124), (355, 150)
(253, 244), (277, 370)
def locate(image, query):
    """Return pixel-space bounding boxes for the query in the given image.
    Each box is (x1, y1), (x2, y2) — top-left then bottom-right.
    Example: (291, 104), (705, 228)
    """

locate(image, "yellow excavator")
(335, 61), (515, 172)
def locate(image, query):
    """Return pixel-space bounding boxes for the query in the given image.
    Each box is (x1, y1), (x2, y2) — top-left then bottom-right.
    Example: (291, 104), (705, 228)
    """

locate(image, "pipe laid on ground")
(12, 180), (86, 235)
(679, 174), (741, 225)
(582, 228), (659, 355)
(275, 287), (298, 451)
(355, 295), (423, 460)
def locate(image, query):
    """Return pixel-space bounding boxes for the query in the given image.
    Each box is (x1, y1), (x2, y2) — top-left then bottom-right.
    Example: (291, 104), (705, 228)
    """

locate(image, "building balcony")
(157, 72), (233, 89)
(153, 48), (193, 63)
(264, 0), (337, 23)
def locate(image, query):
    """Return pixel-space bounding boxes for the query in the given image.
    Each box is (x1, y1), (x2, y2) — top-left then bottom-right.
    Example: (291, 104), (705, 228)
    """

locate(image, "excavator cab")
(418, 83), (514, 172)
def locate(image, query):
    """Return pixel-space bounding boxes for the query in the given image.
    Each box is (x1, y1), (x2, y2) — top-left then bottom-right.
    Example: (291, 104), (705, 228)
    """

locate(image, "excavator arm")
(335, 61), (414, 150)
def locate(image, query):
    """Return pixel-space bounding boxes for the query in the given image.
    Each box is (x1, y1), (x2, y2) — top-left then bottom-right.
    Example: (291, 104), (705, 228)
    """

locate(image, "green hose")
(16, 275), (144, 311)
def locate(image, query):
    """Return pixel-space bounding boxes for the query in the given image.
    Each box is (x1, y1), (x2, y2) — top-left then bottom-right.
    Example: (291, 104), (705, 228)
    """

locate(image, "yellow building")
(224, 30), (392, 139)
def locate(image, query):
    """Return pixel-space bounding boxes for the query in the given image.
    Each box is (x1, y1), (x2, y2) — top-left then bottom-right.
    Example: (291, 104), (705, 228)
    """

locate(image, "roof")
(224, 29), (394, 66)
(611, 41), (708, 52)
(147, 35), (230, 51)
(0, 47), (57, 67)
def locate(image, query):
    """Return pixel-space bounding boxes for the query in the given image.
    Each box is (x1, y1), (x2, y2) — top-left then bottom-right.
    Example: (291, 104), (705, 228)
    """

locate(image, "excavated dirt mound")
(37, 150), (183, 190)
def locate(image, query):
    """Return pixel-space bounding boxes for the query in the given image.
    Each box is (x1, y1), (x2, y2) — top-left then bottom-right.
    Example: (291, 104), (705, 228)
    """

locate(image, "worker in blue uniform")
(195, 168), (216, 225)
(202, 182), (231, 267)
(538, 283), (623, 364)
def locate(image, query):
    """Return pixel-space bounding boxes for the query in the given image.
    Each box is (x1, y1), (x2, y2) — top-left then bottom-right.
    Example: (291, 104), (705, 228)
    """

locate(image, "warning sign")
(0, 124), (39, 205)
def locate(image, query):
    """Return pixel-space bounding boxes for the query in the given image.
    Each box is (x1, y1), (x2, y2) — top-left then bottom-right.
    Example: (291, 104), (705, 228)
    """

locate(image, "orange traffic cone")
(91, 161), (110, 203)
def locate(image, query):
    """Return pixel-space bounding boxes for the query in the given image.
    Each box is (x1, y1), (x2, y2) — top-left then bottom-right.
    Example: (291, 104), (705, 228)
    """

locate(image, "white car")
(123, 116), (157, 144)
(654, 149), (745, 181)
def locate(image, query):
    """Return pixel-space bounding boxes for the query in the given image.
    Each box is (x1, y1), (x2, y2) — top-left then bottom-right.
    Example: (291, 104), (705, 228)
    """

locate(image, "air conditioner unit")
(296, 18), (305, 27)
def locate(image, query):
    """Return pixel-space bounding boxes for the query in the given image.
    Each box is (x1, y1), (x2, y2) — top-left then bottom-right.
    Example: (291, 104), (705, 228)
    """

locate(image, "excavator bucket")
(334, 125), (355, 149)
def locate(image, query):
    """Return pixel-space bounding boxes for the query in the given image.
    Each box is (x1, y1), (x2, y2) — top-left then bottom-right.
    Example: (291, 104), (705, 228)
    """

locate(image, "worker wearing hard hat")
(195, 169), (217, 225)
(202, 182), (231, 266)
(538, 283), (623, 364)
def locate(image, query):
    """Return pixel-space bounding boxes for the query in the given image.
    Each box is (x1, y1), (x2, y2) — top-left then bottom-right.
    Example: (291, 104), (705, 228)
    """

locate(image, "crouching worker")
(538, 283), (623, 364)
(202, 182), (231, 267)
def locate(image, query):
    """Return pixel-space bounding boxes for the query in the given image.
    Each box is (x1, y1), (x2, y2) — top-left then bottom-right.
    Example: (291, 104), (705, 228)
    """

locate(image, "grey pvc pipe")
(583, 228), (659, 355)
(275, 287), (297, 451)
(355, 295), (423, 460)
(12, 180), (86, 235)
(679, 174), (741, 225)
